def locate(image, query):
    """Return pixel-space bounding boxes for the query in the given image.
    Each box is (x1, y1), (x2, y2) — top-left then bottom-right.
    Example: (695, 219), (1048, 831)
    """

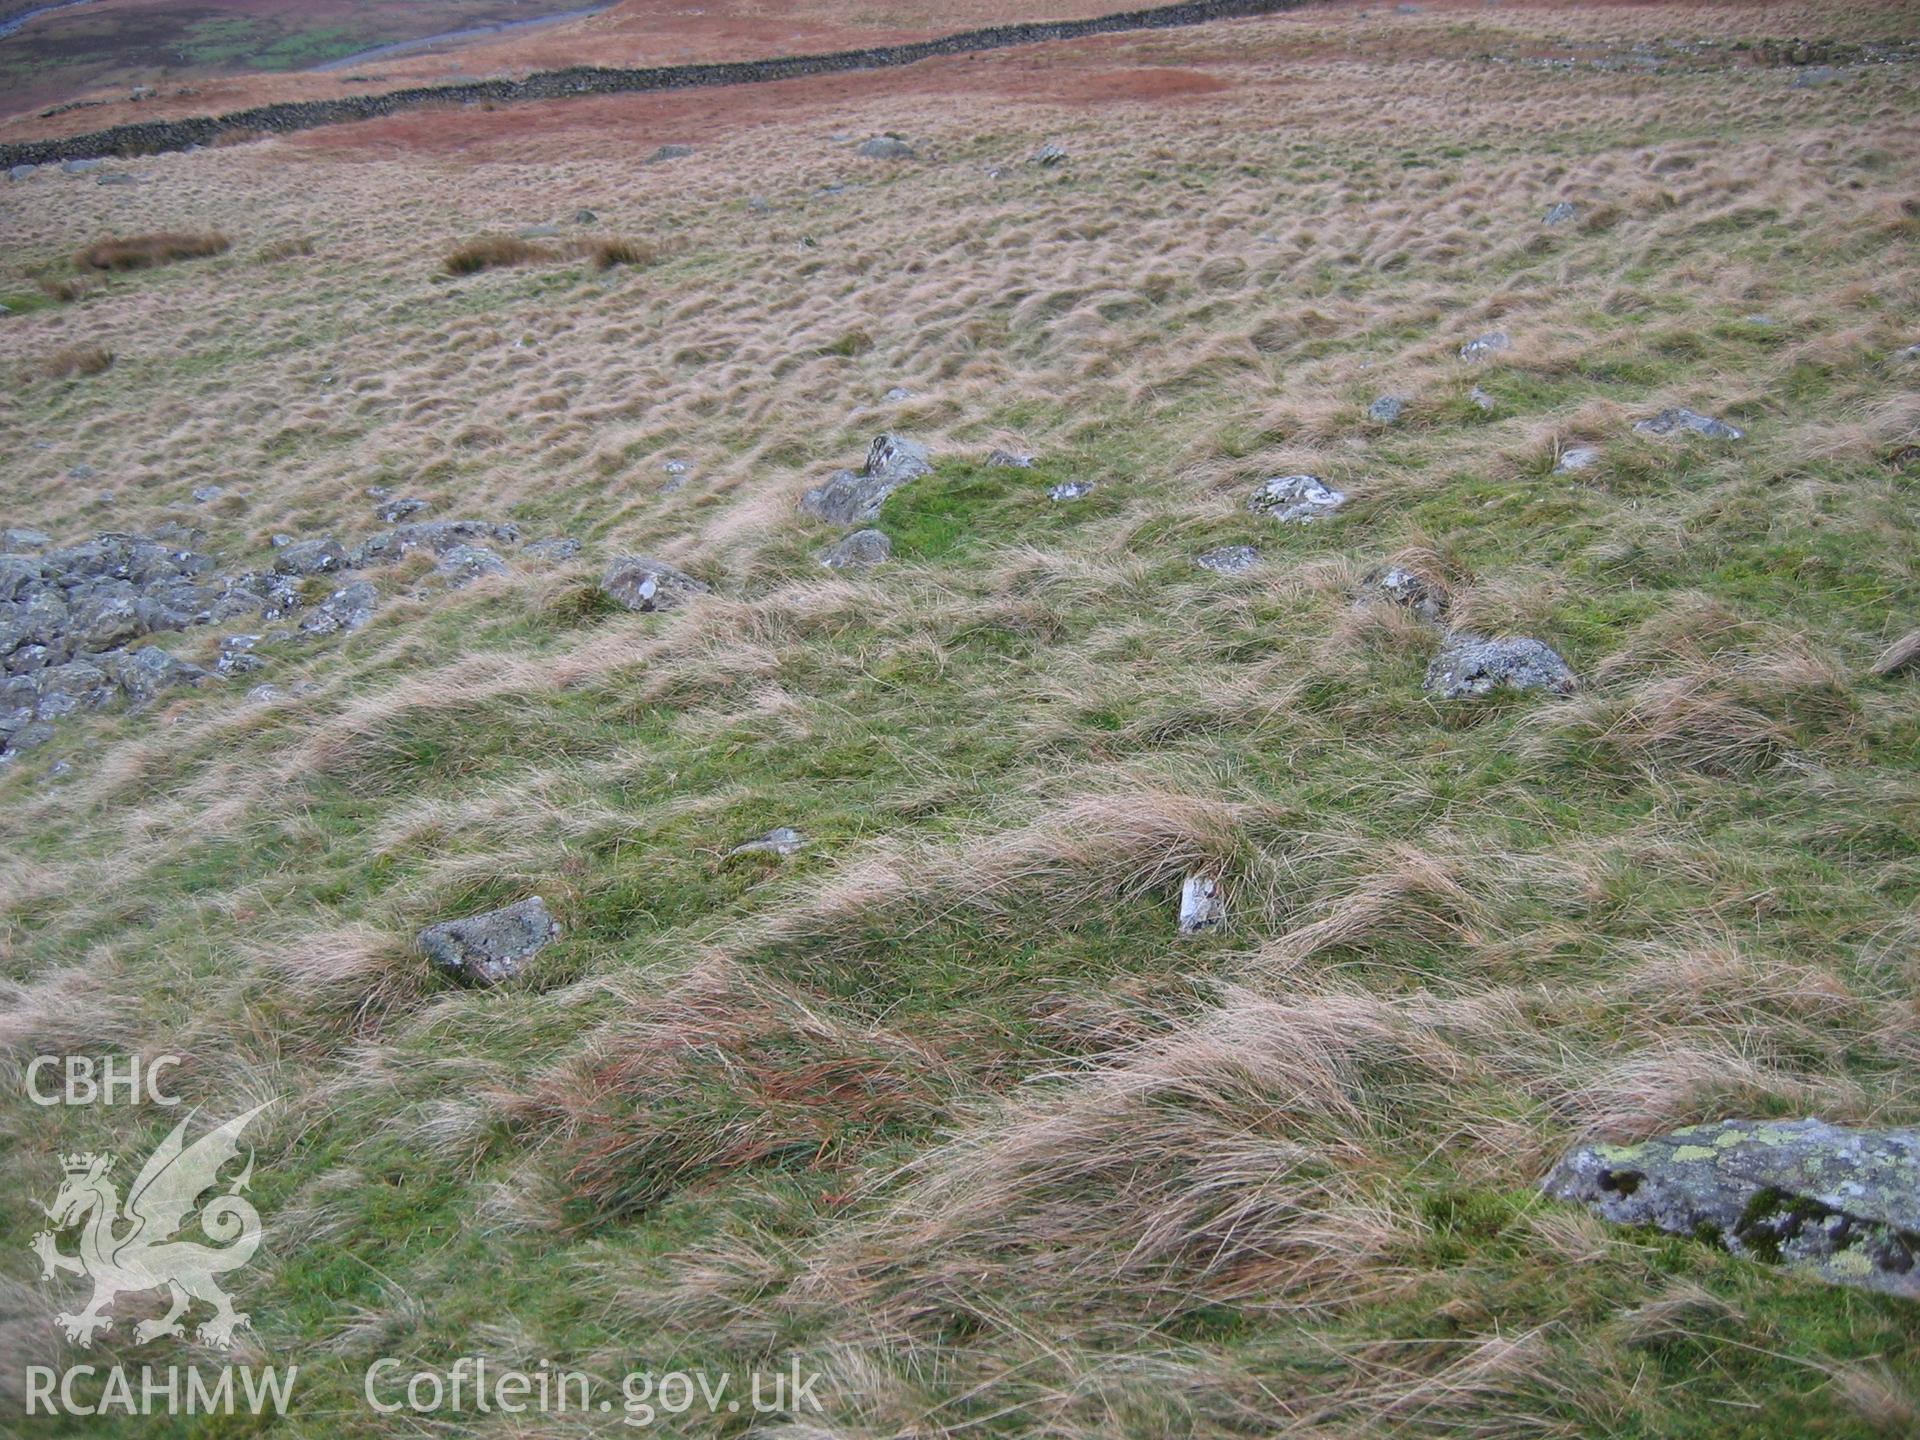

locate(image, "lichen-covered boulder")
(1195, 546), (1261, 575)
(801, 435), (932, 526)
(1634, 407), (1744, 440)
(600, 555), (710, 612)
(1424, 633), (1575, 699)
(820, 529), (892, 571)
(1249, 474), (1346, 524)
(418, 897), (560, 987)
(1543, 1119), (1920, 1299)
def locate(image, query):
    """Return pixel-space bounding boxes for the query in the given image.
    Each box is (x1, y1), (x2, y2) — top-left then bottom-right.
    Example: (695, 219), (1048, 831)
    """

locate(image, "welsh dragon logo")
(31, 1102), (270, 1349)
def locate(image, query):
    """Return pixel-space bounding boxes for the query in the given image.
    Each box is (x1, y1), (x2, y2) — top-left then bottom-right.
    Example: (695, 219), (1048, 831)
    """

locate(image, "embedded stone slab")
(1543, 1119), (1920, 1299)
(418, 897), (560, 987)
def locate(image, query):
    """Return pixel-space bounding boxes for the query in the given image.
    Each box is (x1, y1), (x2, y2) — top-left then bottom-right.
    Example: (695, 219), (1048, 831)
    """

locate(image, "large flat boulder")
(1544, 1119), (1920, 1299)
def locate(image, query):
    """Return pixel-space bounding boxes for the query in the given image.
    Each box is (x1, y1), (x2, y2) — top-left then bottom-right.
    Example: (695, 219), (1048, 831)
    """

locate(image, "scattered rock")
(1367, 394), (1409, 424)
(435, 544), (508, 586)
(1177, 873), (1226, 934)
(1543, 200), (1580, 225)
(2, 528), (51, 551)
(1555, 445), (1601, 473)
(104, 645), (207, 704)
(820, 529), (892, 571)
(376, 496), (428, 524)
(1459, 331), (1512, 361)
(1195, 545), (1261, 575)
(8, 164), (36, 182)
(299, 580), (377, 634)
(1791, 65), (1838, 88)
(1031, 141), (1068, 168)
(1248, 474), (1347, 524)
(574, 208), (598, 224)
(98, 173), (134, 187)
(1424, 633), (1575, 699)
(648, 144), (695, 163)
(523, 537), (582, 561)
(986, 449), (1034, 468)
(1634, 407), (1745, 440)
(418, 897), (560, 987)
(62, 158), (102, 175)
(1470, 386), (1497, 413)
(1870, 629), (1920, 678)
(801, 434), (932, 526)
(1361, 566), (1448, 624)
(68, 464), (97, 481)
(1048, 480), (1094, 501)
(1892, 344), (1920, 364)
(1543, 1119), (1920, 1300)
(272, 537), (346, 577)
(857, 136), (916, 160)
(245, 683), (284, 703)
(516, 224), (563, 239)
(729, 827), (807, 858)
(190, 485), (223, 503)
(883, 386), (914, 403)
(216, 634), (264, 675)
(600, 555), (710, 612)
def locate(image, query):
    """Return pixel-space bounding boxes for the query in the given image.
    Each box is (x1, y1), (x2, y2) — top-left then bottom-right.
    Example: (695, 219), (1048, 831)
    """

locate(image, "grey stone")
(986, 449), (1035, 468)
(1543, 201), (1580, 225)
(98, 173), (134, 187)
(516, 224), (563, 239)
(729, 827), (807, 858)
(105, 645), (207, 703)
(67, 464), (97, 481)
(4, 720), (55, 752)
(1361, 566), (1448, 624)
(299, 580), (377, 634)
(857, 137), (916, 160)
(1248, 474), (1347, 524)
(574, 208), (598, 224)
(376, 496), (428, 523)
(883, 386), (914, 403)
(1424, 633), (1576, 699)
(418, 896), (560, 987)
(8, 164), (36, 182)
(1178, 873), (1225, 934)
(62, 158), (102, 174)
(1368, 394), (1408, 424)
(1031, 141), (1068, 168)
(1470, 386), (1497, 413)
(820, 529), (892, 571)
(0, 555), (43, 601)
(1048, 480), (1094, 501)
(1791, 66), (1838, 88)
(600, 555), (710, 613)
(1634, 407), (1745, 440)
(522, 537), (582, 561)
(245, 684), (284, 703)
(1555, 445), (1601, 473)
(1543, 1119), (1920, 1299)
(1195, 545), (1261, 575)
(435, 544), (507, 586)
(648, 144), (695, 163)
(273, 537), (346, 576)
(801, 434), (932, 525)
(190, 485), (223, 503)
(1459, 331), (1512, 361)
(216, 634), (264, 676)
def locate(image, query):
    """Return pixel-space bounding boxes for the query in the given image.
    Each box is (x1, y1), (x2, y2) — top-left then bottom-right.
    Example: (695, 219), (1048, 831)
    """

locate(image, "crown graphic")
(60, 1152), (105, 1175)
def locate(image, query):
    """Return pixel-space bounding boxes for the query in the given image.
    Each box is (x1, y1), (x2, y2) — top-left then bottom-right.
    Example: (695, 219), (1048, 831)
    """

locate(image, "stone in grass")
(1195, 545), (1261, 575)
(857, 136), (916, 160)
(1031, 141), (1068, 168)
(1048, 480), (1094, 501)
(376, 496), (428, 524)
(435, 544), (507, 586)
(820, 529), (892, 571)
(1458, 331), (1511, 361)
(1361, 566), (1448, 624)
(648, 144), (695, 163)
(600, 555), (710, 612)
(1634, 407), (1745, 441)
(986, 449), (1035, 468)
(2, 528), (52, 551)
(1470, 386), (1497, 413)
(1177, 873), (1225, 934)
(1543, 1118), (1920, 1300)
(730, 827), (807, 858)
(1367, 394), (1409, 424)
(272, 537), (346, 577)
(1248, 474), (1346, 524)
(1555, 445), (1601, 474)
(190, 485), (224, 504)
(419, 897), (560, 987)
(801, 434), (932, 526)
(298, 580), (377, 635)
(523, 536), (582, 561)
(1424, 633), (1575, 700)
(1543, 201), (1580, 226)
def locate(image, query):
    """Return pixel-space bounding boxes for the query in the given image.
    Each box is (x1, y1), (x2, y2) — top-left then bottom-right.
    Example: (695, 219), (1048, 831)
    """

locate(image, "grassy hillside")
(2, 1), (1918, 1434)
